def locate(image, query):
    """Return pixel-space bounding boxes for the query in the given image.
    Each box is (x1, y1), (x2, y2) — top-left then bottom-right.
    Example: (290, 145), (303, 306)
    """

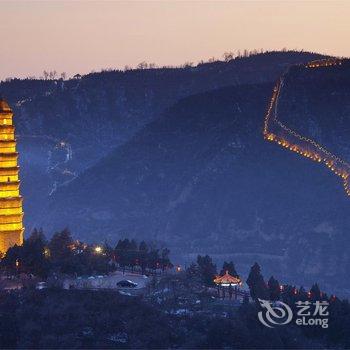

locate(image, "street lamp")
(94, 246), (103, 254)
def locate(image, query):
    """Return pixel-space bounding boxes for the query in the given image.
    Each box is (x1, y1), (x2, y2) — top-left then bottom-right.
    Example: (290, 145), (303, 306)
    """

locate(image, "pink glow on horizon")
(0, 1), (349, 79)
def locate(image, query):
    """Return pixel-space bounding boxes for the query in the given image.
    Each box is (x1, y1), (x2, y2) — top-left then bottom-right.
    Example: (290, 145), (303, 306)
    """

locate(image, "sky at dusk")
(1, 0), (349, 80)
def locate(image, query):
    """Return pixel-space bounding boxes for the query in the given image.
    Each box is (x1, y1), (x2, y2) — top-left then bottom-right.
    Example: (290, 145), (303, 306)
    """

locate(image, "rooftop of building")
(214, 270), (242, 286)
(0, 98), (12, 113)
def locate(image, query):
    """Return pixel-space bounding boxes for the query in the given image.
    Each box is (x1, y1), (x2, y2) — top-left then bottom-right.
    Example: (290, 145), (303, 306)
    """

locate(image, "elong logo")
(258, 299), (293, 328)
(258, 299), (329, 329)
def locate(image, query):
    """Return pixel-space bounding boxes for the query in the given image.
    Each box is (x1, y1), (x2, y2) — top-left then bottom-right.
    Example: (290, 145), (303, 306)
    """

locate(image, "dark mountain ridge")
(45, 72), (350, 295)
(0, 51), (325, 233)
(4, 51), (349, 294)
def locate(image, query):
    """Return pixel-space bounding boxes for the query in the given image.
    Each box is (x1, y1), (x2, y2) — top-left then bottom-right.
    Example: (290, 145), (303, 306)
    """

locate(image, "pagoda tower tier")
(0, 141), (17, 153)
(0, 167), (19, 181)
(0, 99), (24, 254)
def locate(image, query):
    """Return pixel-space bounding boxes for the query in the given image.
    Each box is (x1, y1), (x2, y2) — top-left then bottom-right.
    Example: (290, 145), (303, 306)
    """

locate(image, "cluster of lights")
(306, 58), (343, 69)
(68, 240), (89, 255)
(279, 285), (335, 300)
(263, 59), (350, 196)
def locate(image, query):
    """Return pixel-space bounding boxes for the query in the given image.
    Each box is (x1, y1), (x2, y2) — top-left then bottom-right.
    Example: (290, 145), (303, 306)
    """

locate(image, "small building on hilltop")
(214, 270), (244, 300)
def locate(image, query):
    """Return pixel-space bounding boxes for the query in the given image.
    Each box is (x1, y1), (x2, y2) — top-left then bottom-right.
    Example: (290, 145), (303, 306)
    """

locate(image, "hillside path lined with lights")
(263, 58), (350, 196)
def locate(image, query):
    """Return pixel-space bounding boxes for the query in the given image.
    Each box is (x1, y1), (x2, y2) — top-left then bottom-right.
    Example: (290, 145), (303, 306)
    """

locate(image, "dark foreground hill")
(3, 288), (348, 349)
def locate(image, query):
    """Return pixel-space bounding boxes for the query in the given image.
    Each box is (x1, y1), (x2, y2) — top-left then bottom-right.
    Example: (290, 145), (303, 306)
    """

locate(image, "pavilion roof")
(214, 270), (241, 285)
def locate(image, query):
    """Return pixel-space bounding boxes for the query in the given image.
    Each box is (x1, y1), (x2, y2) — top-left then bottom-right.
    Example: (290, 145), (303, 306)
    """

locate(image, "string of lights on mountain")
(263, 58), (350, 196)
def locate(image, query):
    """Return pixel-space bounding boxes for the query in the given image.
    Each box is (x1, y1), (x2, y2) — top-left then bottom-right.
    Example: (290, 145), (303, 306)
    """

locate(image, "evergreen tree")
(139, 241), (149, 274)
(220, 261), (238, 277)
(139, 241), (148, 252)
(148, 249), (160, 271)
(21, 229), (50, 277)
(160, 248), (172, 271)
(48, 228), (74, 273)
(128, 239), (138, 271)
(246, 262), (268, 300)
(185, 263), (202, 290)
(1, 229), (50, 277)
(298, 286), (308, 301)
(310, 283), (321, 300)
(196, 255), (217, 286)
(1, 244), (22, 274)
(115, 239), (131, 271)
(267, 276), (280, 301)
(129, 239), (138, 251)
(48, 228), (73, 262)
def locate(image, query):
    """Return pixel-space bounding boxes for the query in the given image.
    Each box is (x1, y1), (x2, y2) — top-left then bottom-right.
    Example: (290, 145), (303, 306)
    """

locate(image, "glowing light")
(44, 247), (50, 258)
(0, 100), (24, 254)
(263, 58), (350, 196)
(94, 246), (103, 254)
(213, 270), (242, 286)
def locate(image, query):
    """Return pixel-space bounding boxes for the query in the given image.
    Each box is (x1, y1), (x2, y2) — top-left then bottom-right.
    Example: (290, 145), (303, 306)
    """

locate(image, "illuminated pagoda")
(0, 98), (24, 255)
(214, 270), (242, 300)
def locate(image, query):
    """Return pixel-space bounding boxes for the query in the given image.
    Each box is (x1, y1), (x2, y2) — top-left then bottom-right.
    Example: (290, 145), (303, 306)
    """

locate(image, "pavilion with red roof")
(214, 270), (242, 287)
(214, 270), (243, 300)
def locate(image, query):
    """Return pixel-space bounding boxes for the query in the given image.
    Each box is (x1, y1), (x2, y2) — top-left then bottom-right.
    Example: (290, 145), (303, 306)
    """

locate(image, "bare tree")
(223, 52), (234, 62)
(182, 62), (194, 68)
(137, 61), (148, 69)
(49, 70), (57, 80)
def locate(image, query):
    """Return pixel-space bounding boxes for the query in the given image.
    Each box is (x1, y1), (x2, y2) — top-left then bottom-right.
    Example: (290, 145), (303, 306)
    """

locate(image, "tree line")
(3, 49), (323, 82)
(185, 254), (339, 305)
(0, 228), (172, 278)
